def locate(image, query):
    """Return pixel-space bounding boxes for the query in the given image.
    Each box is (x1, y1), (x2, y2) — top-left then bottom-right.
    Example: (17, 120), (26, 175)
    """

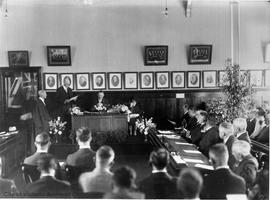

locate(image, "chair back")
(21, 163), (40, 184)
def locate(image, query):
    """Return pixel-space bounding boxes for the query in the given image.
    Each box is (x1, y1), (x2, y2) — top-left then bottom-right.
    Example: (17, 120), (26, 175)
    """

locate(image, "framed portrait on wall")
(188, 45), (212, 64)
(171, 71), (185, 88)
(75, 73), (90, 90)
(92, 72), (106, 90)
(60, 73), (74, 89)
(240, 70), (249, 86)
(144, 46), (168, 66)
(140, 72), (154, 89)
(156, 72), (169, 89)
(124, 72), (138, 89)
(44, 73), (58, 90)
(187, 71), (201, 88)
(218, 70), (229, 86)
(265, 70), (270, 87)
(203, 71), (217, 88)
(108, 72), (122, 89)
(249, 70), (263, 87)
(47, 46), (71, 66)
(8, 51), (29, 67)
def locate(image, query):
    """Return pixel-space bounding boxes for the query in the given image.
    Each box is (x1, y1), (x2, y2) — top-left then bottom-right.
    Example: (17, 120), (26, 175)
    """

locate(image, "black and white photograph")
(203, 71), (217, 88)
(108, 72), (122, 89)
(60, 73), (74, 90)
(44, 73), (58, 90)
(0, 1), (269, 199)
(92, 72), (106, 90)
(124, 72), (138, 89)
(140, 72), (154, 89)
(171, 71), (185, 88)
(75, 73), (90, 90)
(156, 72), (169, 89)
(187, 71), (201, 88)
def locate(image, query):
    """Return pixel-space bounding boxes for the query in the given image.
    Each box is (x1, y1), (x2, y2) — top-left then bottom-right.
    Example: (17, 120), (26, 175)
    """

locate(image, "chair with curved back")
(21, 163), (40, 184)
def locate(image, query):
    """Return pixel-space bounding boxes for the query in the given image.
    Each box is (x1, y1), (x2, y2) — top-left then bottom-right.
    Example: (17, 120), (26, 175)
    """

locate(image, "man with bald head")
(32, 90), (51, 135)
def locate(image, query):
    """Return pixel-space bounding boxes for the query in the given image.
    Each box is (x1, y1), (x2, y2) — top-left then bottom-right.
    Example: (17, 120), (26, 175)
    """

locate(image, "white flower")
(58, 131), (62, 135)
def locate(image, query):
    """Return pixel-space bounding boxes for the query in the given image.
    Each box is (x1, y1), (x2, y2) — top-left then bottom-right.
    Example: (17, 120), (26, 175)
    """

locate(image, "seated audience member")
(0, 157), (17, 196)
(177, 168), (203, 200)
(24, 132), (51, 166)
(104, 166), (144, 199)
(138, 148), (177, 199)
(248, 168), (269, 200)
(233, 118), (251, 143)
(180, 103), (191, 127)
(232, 140), (259, 190)
(66, 127), (95, 170)
(79, 145), (114, 193)
(190, 110), (207, 145)
(201, 144), (246, 199)
(246, 108), (257, 135)
(198, 118), (220, 156)
(250, 109), (269, 145)
(219, 122), (238, 170)
(25, 154), (71, 197)
(186, 105), (197, 131)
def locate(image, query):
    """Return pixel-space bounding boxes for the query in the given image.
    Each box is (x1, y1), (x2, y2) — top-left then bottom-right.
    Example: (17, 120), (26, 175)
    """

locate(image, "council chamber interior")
(0, 0), (269, 199)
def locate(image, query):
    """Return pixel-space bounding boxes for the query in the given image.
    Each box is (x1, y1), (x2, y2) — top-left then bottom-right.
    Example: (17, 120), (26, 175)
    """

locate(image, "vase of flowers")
(49, 117), (67, 144)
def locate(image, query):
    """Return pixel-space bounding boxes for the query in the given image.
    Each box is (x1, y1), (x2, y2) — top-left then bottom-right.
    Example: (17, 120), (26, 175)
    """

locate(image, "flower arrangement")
(94, 103), (107, 111)
(135, 117), (156, 135)
(49, 117), (67, 143)
(107, 104), (129, 113)
(70, 106), (83, 115)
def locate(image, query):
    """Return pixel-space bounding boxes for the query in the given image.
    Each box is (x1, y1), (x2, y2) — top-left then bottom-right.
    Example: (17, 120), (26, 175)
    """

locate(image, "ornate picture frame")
(187, 71), (201, 88)
(108, 72), (122, 90)
(249, 70), (263, 87)
(144, 46), (168, 66)
(47, 46), (71, 66)
(156, 72), (170, 89)
(140, 72), (154, 89)
(92, 72), (106, 90)
(59, 73), (74, 90)
(188, 45), (212, 64)
(124, 72), (138, 89)
(44, 73), (58, 90)
(75, 73), (90, 90)
(202, 70), (217, 88)
(265, 70), (270, 87)
(8, 51), (29, 67)
(171, 71), (185, 88)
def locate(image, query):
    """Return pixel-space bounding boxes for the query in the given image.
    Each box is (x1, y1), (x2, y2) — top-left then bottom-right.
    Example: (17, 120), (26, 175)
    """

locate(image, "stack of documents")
(183, 158), (204, 164)
(171, 154), (186, 164)
(183, 149), (201, 154)
(158, 130), (174, 135)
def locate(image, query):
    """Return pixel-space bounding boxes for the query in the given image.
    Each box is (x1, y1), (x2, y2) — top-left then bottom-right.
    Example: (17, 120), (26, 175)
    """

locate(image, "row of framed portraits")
(43, 70), (270, 91)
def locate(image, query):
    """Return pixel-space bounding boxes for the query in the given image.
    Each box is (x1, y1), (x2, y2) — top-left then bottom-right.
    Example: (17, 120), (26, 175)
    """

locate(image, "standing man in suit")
(233, 118), (251, 143)
(128, 98), (141, 136)
(93, 91), (108, 111)
(250, 109), (269, 144)
(219, 122), (238, 170)
(139, 148), (178, 199)
(247, 109), (257, 135)
(32, 90), (51, 135)
(25, 154), (71, 197)
(201, 144), (246, 199)
(66, 127), (95, 170)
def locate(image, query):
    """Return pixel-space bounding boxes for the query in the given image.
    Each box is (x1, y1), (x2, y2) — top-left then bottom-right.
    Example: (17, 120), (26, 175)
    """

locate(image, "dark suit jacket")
(25, 176), (71, 197)
(66, 148), (95, 170)
(233, 154), (259, 190)
(56, 86), (73, 117)
(247, 118), (256, 136)
(237, 131), (251, 143)
(186, 116), (197, 131)
(32, 98), (51, 134)
(225, 135), (238, 170)
(201, 168), (246, 199)
(190, 123), (205, 146)
(199, 126), (221, 156)
(179, 112), (191, 127)
(254, 126), (269, 145)
(138, 172), (178, 199)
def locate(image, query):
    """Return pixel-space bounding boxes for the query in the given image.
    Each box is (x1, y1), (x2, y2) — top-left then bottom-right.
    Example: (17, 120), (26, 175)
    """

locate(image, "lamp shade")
(265, 43), (270, 62)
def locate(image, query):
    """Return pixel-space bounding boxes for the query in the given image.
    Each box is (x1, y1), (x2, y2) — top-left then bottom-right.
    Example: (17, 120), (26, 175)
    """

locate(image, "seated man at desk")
(128, 97), (141, 136)
(93, 91), (108, 112)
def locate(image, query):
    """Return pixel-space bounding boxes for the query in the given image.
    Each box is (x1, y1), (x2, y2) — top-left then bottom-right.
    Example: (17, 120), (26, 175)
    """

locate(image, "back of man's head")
(209, 143), (229, 169)
(219, 122), (234, 139)
(96, 145), (115, 166)
(233, 118), (247, 133)
(37, 154), (57, 174)
(177, 168), (203, 199)
(76, 127), (91, 143)
(149, 148), (170, 170)
(232, 140), (251, 161)
(35, 132), (50, 150)
(112, 166), (136, 189)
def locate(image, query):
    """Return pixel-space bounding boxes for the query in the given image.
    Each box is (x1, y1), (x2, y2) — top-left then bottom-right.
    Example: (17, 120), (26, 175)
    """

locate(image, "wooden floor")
(11, 134), (153, 192)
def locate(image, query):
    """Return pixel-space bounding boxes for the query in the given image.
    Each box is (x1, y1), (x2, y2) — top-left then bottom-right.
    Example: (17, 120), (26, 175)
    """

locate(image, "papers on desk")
(171, 155), (186, 164)
(162, 135), (181, 140)
(158, 130), (174, 135)
(195, 164), (214, 170)
(183, 150), (201, 154)
(175, 142), (194, 146)
(183, 158), (204, 164)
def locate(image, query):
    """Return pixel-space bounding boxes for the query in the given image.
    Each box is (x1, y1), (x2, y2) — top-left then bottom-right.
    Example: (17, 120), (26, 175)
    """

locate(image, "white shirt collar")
(152, 168), (167, 173)
(39, 97), (45, 104)
(36, 149), (48, 153)
(40, 172), (55, 178)
(236, 131), (246, 138)
(216, 165), (229, 170)
(79, 143), (91, 149)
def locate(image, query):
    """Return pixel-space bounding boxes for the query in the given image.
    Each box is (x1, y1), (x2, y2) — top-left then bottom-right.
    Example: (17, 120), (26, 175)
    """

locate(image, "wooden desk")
(148, 128), (213, 175)
(72, 112), (128, 144)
